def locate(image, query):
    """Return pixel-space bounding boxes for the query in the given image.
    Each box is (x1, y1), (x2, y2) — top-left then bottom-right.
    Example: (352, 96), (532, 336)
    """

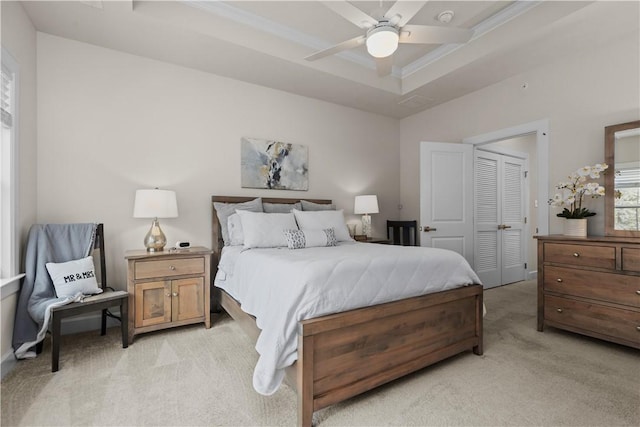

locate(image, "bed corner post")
(297, 332), (314, 427)
(474, 286), (484, 355)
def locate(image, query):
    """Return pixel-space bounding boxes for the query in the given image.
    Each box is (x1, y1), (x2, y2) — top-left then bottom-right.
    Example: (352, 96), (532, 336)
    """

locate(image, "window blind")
(1, 65), (13, 128)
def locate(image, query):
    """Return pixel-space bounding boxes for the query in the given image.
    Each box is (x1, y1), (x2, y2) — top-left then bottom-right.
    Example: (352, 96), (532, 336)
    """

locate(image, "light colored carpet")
(2, 280), (639, 426)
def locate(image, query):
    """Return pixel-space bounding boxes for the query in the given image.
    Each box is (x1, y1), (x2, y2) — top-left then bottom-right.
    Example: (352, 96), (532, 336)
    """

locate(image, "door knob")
(422, 226), (437, 232)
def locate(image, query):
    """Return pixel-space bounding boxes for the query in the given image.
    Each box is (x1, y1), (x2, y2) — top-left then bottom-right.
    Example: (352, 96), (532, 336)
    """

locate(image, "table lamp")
(133, 188), (178, 252)
(354, 195), (379, 238)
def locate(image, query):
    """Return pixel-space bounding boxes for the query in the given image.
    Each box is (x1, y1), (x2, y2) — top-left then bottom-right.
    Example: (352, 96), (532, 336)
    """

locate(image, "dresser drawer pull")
(637, 326), (640, 331)
(636, 290), (640, 295)
(556, 308), (563, 313)
(166, 293), (171, 297)
(573, 253), (580, 257)
(556, 278), (563, 283)
(169, 265), (176, 271)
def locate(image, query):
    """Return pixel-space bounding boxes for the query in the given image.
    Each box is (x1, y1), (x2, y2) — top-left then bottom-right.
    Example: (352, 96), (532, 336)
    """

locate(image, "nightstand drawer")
(544, 295), (640, 344)
(544, 265), (640, 308)
(622, 247), (640, 273)
(134, 257), (205, 280)
(544, 242), (615, 269)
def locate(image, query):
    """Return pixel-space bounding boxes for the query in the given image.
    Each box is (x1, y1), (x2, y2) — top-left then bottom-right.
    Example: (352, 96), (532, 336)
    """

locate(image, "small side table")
(125, 246), (212, 343)
(356, 236), (391, 244)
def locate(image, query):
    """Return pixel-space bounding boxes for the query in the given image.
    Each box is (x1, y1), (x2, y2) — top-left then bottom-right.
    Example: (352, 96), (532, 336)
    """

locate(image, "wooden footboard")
(217, 285), (483, 427)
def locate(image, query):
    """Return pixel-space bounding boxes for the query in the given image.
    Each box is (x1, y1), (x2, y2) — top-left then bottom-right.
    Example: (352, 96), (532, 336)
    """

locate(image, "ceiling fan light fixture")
(366, 25), (399, 58)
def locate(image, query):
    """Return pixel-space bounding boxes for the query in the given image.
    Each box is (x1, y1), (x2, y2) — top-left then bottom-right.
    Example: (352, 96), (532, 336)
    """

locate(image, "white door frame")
(463, 119), (550, 241)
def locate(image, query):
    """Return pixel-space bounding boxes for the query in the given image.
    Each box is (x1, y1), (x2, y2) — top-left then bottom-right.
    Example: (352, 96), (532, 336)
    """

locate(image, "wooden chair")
(386, 220), (418, 246)
(49, 224), (128, 371)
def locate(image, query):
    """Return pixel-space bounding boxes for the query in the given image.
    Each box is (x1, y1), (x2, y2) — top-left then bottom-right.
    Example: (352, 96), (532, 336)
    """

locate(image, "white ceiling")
(20, 1), (640, 118)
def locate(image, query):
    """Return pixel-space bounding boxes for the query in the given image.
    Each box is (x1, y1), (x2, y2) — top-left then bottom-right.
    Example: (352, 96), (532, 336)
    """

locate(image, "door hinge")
(524, 263), (527, 269)
(524, 171), (528, 178)
(524, 217), (527, 224)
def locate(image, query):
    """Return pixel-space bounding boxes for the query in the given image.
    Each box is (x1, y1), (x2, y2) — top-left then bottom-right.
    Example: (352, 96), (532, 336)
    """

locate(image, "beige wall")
(1, 1), (38, 368)
(399, 28), (640, 237)
(36, 33), (400, 289)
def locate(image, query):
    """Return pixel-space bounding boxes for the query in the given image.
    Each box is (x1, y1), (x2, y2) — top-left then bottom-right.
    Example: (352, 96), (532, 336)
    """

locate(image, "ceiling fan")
(305, 1), (474, 77)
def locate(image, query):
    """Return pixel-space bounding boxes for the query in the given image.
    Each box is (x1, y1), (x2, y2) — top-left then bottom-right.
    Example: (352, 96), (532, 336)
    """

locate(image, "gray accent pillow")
(301, 200), (335, 211)
(263, 202), (302, 213)
(214, 197), (263, 246)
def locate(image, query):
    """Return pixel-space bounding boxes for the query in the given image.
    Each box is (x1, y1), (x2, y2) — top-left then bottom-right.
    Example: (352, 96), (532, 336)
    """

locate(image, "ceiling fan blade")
(321, 1), (377, 29)
(304, 35), (366, 61)
(384, 1), (427, 27)
(375, 56), (393, 77)
(400, 25), (473, 44)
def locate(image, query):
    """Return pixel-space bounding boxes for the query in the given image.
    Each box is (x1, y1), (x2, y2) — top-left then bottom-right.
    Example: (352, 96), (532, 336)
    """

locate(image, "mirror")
(605, 120), (640, 237)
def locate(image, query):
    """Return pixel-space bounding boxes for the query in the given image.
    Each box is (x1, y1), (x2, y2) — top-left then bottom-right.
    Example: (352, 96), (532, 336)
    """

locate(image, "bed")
(211, 196), (483, 426)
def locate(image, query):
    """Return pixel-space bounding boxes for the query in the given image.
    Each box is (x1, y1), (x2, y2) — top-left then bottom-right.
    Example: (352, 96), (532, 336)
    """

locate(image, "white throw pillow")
(284, 228), (337, 249)
(45, 256), (103, 298)
(292, 209), (352, 242)
(237, 211), (298, 248)
(227, 213), (245, 246)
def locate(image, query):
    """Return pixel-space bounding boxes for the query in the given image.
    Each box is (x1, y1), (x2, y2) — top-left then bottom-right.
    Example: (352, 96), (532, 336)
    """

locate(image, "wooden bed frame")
(211, 196), (483, 427)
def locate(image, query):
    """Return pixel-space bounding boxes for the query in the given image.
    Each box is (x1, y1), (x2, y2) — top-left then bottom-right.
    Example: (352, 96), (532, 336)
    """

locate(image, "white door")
(420, 142), (474, 266)
(474, 149), (526, 288)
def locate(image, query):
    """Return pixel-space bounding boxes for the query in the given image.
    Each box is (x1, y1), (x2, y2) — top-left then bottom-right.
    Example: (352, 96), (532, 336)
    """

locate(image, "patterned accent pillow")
(284, 228), (338, 250)
(46, 256), (103, 298)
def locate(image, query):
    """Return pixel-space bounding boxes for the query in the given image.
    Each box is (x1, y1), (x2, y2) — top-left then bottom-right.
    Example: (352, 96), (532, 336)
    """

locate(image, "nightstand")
(357, 237), (391, 244)
(125, 246), (212, 343)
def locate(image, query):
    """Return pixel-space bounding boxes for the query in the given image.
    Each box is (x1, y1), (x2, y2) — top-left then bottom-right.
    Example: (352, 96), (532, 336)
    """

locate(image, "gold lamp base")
(143, 218), (167, 252)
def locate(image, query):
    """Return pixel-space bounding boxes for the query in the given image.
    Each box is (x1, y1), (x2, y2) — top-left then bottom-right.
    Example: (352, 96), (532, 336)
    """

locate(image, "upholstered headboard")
(210, 196), (332, 269)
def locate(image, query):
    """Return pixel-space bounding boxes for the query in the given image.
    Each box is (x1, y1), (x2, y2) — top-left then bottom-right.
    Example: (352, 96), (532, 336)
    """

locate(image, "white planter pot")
(563, 218), (587, 237)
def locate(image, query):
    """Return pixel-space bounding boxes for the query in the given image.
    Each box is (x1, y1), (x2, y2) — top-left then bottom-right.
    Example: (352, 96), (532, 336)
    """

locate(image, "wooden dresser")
(125, 247), (212, 343)
(536, 235), (640, 349)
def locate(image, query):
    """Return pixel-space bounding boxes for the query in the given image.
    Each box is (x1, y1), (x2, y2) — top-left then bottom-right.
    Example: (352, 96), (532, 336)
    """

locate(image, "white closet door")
(501, 157), (526, 284)
(474, 151), (501, 287)
(474, 150), (526, 288)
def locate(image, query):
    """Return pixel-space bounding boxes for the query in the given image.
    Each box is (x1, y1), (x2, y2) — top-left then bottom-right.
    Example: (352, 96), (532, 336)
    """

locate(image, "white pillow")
(45, 256), (103, 298)
(237, 210), (298, 248)
(227, 213), (244, 246)
(213, 197), (263, 246)
(284, 228), (337, 249)
(293, 209), (352, 242)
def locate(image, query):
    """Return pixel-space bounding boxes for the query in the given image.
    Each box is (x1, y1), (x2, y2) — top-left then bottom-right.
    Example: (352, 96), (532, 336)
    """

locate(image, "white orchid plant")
(548, 163), (608, 219)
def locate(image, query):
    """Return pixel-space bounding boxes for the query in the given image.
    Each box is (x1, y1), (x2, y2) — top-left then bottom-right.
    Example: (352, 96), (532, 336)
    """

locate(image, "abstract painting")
(241, 137), (309, 190)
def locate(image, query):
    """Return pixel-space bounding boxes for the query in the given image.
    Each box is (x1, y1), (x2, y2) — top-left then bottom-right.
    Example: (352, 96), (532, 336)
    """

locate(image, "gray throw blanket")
(12, 223), (97, 359)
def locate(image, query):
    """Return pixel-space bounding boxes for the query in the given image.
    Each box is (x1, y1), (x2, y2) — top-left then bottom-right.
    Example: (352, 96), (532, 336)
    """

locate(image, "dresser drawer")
(544, 266), (640, 308)
(134, 257), (205, 280)
(622, 247), (640, 273)
(544, 295), (640, 345)
(544, 243), (615, 269)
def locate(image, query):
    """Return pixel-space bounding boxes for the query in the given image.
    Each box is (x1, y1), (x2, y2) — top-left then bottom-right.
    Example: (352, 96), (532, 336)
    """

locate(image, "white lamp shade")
(366, 26), (399, 58)
(354, 195), (379, 214)
(133, 189), (178, 218)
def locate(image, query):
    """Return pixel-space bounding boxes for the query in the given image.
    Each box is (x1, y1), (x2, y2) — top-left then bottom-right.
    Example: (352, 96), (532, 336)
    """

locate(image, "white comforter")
(214, 242), (481, 395)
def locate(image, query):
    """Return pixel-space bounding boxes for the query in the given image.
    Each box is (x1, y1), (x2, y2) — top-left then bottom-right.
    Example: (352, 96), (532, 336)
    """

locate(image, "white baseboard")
(58, 308), (123, 335)
(527, 270), (538, 281)
(0, 309), (123, 379)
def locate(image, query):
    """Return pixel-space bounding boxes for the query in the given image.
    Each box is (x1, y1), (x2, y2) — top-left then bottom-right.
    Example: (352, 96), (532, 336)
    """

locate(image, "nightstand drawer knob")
(573, 253), (580, 257)
(169, 265), (176, 270)
(636, 290), (640, 295)
(556, 278), (563, 283)
(556, 308), (563, 313)
(637, 326), (640, 332)
(172, 292), (179, 297)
